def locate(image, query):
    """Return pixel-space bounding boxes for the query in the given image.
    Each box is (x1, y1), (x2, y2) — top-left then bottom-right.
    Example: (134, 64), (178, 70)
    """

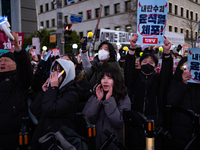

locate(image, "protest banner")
(48, 48), (60, 57)
(0, 31), (24, 50)
(136, 0), (168, 46)
(99, 28), (133, 44)
(187, 48), (200, 83)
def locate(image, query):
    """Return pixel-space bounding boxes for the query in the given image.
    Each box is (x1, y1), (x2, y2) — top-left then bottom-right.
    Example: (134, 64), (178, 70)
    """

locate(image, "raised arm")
(11, 31), (32, 90)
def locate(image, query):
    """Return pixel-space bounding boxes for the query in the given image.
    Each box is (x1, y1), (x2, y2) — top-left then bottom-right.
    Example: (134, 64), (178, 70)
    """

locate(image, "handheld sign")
(136, 0), (168, 46)
(187, 48), (200, 84)
(44, 50), (51, 61)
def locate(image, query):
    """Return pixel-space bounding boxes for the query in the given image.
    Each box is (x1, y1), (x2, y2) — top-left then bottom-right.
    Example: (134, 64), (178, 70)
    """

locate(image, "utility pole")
(56, 0), (64, 55)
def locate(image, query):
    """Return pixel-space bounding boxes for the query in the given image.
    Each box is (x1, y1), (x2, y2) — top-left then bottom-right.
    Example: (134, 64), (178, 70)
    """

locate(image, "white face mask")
(98, 49), (109, 60)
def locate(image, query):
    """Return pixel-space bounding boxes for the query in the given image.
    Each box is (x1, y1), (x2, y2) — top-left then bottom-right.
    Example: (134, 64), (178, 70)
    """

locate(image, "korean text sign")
(136, 0), (168, 46)
(187, 48), (200, 84)
(0, 31), (24, 50)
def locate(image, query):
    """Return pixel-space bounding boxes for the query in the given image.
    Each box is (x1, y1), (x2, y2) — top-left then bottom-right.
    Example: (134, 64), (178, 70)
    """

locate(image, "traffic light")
(64, 24), (72, 44)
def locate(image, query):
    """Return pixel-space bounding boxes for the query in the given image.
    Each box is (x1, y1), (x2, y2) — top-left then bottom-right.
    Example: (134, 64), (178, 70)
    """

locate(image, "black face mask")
(141, 63), (155, 75)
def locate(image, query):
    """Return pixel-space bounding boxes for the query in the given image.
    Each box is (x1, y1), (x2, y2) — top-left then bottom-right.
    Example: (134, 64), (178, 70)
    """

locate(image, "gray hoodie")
(50, 59), (75, 90)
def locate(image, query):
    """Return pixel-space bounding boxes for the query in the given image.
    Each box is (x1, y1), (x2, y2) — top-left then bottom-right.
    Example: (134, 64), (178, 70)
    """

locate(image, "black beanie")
(140, 52), (158, 66)
(0, 52), (16, 62)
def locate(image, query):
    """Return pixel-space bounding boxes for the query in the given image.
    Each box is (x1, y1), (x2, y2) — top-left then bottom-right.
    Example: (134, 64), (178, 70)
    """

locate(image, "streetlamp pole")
(56, 0), (64, 55)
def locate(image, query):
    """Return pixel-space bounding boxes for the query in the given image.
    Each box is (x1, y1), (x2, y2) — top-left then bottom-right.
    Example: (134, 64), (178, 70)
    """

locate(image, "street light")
(72, 43), (78, 56)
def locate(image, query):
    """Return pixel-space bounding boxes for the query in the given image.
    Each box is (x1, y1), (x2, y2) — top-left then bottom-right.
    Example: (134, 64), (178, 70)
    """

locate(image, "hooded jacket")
(30, 59), (82, 150)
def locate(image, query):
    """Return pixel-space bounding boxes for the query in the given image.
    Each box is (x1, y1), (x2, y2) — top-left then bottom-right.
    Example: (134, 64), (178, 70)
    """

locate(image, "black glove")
(80, 36), (87, 50)
(37, 59), (47, 71)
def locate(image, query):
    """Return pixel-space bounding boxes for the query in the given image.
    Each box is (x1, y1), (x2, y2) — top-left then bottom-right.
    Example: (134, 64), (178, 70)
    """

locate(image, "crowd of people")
(0, 31), (199, 150)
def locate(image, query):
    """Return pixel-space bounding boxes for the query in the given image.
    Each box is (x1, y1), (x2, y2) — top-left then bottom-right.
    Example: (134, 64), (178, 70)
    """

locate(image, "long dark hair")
(94, 67), (127, 104)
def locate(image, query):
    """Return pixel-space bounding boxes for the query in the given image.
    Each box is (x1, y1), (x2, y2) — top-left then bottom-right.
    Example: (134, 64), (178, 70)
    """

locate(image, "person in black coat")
(30, 59), (82, 150)
(0, 32), (32, 150)
(167, 57), (200, 149)
(124, 33), (173, 149)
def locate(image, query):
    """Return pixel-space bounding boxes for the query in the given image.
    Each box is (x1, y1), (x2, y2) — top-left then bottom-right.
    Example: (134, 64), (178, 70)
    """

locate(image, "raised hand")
(96, 84), (104, 100)
(10, 31), (21, 50)
(163, 36), (171, 54)
(106, 84), (113, 100)
(50, 71), (59, 87)
(182, 71), (192, 85)
(130, 33), (138, 49)
(42, 78), (50, 92)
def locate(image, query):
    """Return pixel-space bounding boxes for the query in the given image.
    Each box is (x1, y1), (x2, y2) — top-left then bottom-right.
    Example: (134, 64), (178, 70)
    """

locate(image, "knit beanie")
(0, 52), (16, 62)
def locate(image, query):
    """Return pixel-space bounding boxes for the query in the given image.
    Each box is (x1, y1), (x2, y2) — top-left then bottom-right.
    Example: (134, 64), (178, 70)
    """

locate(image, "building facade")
(37, 0), (200, 47)
(0, 0), (37, 37)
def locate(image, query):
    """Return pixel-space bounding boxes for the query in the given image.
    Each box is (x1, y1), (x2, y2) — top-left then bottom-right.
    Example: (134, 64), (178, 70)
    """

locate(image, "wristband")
(129, 46), (136, 51)
(163, 52), (171, 56)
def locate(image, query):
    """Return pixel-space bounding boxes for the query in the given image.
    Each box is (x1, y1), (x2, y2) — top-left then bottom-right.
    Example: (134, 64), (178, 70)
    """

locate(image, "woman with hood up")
(30, 59), (82, 150)
(167, 57), (200, 149)
(80, 38), (124, 89)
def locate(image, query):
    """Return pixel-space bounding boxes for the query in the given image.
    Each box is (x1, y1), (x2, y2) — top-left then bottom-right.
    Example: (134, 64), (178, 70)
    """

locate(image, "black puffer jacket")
(167, 57), (200, 149)
(30, 80), (81, 150)
(30, 59), (82, 150)
(0, 50), (32, 150)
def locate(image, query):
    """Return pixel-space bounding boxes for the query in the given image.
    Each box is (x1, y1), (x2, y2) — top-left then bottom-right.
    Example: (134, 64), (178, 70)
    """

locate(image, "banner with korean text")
(0, 31), (24, 50)
(187, 48), (200, 84)
(136, 0), (168, 46)
(99, 28), (133, 44)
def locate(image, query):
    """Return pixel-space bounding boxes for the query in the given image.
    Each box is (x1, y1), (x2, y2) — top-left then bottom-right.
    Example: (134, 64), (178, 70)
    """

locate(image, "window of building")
(195, 31), (198, 39)
(52, 19), (55, 27)
(79, 32), (83, 39)
(186, 10), (189, 19)
(95, 8), (100, 18)
(45, 3), (49, 12)
(115, 26), (121, 31)
(181, 7), (184, 17)
(174, 5), (178, 15)
(174, 27), (178, 32)
(190, 11), (193, 20)
(51, 2), (55, 10)
(169, 25), (172, 32)
(125, 1), (131, 12)
(87, 10), (91, 19)
(125, 25), (132, 33)
(40, 21), (43, 27)
(196, 13), (198, 21)
(114, 3), (120, 14)
(40, 5), (43, 13)
(105, 6), (110, 16)
(186, 29), (189, 38)
(64, 16), (68, 24)
(46, 20), (49, 28)
(180, 28), (183, 33)
(169, 3), (172, 13)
